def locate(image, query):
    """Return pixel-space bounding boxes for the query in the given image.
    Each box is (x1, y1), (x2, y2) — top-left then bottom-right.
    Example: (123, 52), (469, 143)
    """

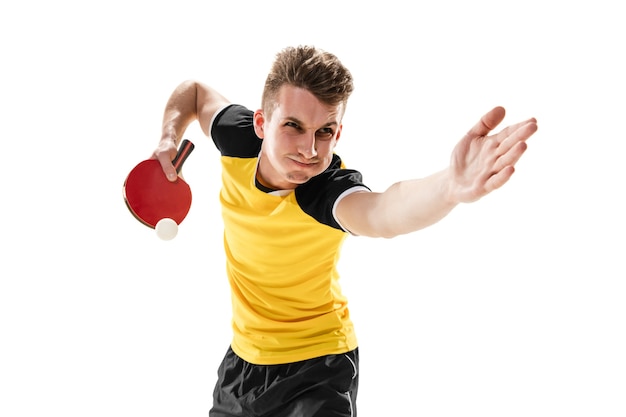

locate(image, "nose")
(297, 132), (317, 159)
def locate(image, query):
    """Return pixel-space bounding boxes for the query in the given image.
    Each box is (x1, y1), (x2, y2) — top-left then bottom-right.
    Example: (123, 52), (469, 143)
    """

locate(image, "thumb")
(466, 106), (506, 139)
(165, 169), (178, 182)
(152, 139), (180, 182)
(155, 153), (178, 182)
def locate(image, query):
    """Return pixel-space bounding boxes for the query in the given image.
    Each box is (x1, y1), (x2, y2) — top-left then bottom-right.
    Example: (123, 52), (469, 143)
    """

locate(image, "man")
(152, 45), (538, 416)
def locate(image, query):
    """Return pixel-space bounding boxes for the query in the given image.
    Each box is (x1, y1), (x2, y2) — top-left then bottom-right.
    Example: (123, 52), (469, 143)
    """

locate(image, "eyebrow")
(284, 116), (338, 128)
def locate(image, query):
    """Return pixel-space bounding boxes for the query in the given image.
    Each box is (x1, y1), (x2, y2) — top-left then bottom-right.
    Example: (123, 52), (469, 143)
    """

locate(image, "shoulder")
(210, 104), (261, 157)
(295, 154), (370, 230)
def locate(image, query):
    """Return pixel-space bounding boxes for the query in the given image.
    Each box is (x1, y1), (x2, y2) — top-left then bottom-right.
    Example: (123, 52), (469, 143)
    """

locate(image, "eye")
(285, 121), (300, 129)
(316, 127), (334, 139)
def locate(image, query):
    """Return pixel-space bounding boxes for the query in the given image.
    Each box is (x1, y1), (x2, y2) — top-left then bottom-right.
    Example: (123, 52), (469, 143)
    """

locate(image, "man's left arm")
(335, 106), (538, 238)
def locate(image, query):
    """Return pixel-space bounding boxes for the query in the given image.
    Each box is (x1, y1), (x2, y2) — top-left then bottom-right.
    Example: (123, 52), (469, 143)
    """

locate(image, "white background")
(1, 1), (624, 416)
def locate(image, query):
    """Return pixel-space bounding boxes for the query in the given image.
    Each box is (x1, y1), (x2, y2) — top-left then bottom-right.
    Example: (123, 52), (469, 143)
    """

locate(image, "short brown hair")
(261, 45), (354, 119)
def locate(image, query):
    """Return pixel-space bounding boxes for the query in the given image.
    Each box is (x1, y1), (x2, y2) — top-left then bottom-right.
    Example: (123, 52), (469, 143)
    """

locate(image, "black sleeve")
(210, 104), (262, 158)
(295, 154), (370, 230)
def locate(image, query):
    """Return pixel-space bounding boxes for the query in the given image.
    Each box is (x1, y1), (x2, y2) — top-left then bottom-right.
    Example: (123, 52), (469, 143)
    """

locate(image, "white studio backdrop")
(1, 1), (624, 416)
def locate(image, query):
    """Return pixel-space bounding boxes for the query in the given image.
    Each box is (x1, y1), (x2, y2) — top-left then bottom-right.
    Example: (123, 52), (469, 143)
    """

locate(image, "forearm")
(381, 170), (458, 236)
(161, 80), (230, 142)
(348, 169), (458, 238)
(160, 80), (201, 145)
(154, 80), (229, 180)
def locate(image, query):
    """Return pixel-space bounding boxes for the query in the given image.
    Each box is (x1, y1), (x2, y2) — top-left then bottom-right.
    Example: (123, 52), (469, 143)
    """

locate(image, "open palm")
(450, 106), (538, 203)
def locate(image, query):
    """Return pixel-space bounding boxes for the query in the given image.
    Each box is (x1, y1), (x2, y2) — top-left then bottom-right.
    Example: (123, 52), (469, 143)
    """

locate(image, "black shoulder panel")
(210, 104), (262, 158)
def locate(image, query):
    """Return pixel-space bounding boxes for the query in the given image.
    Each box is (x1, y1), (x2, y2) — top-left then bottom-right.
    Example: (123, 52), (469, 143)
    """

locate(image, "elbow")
(356, 224), (405, 239)
(377, 228), (409, 239)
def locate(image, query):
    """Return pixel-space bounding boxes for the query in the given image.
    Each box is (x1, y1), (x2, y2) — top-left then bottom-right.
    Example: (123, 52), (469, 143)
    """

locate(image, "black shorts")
(209, 346), (359, 417)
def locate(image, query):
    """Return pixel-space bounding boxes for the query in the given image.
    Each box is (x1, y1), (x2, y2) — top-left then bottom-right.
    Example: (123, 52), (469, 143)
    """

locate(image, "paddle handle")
(172, 139), (195, 174)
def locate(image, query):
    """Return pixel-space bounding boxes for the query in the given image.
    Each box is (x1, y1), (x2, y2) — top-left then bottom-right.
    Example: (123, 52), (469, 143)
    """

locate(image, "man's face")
(253, 85), (343, 190)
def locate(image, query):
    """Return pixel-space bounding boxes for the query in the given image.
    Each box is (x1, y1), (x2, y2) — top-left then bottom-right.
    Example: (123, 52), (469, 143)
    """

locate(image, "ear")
(253, 109), (265, 139)
(335, 124), (343, 144)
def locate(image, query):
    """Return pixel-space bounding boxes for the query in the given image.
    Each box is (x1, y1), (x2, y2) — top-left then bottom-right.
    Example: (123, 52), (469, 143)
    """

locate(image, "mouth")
(289, 158), (319, 168)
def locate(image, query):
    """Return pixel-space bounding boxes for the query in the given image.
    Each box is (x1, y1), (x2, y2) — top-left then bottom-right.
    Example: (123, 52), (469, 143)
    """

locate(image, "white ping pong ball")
(155, 218), (178, 241)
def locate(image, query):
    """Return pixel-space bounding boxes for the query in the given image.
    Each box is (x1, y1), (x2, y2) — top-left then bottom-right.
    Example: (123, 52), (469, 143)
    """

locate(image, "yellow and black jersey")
(210, 104), (370, 365)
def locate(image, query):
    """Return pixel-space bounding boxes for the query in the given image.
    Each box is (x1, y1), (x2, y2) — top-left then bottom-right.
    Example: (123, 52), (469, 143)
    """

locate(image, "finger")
(495, 119), (538, 156)
(493, 140), (528, 173)
(465, 106), (506, 139)
(486, 165), (516, 192)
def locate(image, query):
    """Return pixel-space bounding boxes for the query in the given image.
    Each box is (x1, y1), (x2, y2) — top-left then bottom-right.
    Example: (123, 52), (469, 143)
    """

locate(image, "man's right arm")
(154, 80), (230, 181)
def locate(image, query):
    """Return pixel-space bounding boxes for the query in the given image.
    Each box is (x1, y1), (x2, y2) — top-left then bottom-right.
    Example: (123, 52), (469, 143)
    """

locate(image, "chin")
(286, 172), (314, 184)
(287, 176), (311, 185)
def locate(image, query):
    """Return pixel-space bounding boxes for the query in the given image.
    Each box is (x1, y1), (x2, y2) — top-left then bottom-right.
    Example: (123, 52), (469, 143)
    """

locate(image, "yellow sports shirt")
(211, 105), (369, 365)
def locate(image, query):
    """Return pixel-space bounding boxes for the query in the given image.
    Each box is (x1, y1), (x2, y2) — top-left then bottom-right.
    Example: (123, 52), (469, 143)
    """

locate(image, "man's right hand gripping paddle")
(123, 139), (195, 239)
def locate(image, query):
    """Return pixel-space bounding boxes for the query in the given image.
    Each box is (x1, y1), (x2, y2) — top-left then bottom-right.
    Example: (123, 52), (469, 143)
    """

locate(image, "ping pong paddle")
(123, 139), (195, 228)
